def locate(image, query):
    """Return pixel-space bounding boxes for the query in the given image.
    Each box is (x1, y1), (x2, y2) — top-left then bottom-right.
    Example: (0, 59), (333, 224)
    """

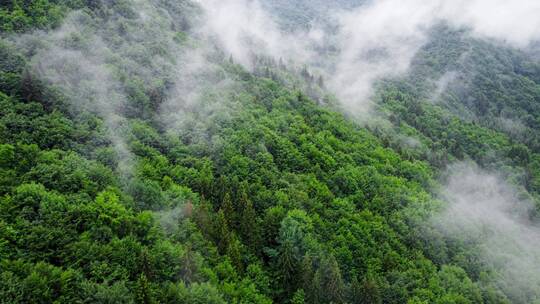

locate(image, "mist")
(16, 11), (137, 178)
(195, 0), (320, 71)
(4, 0), (540, 302)
(195, 0), (540, 116)
(9, 0), (232, 178)
(10, 0), (540, 161)
(435, 162), (540, 302)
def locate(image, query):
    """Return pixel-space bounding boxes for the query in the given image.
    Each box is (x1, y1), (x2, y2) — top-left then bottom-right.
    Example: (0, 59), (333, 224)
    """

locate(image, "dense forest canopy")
(1, 0), (540, 303)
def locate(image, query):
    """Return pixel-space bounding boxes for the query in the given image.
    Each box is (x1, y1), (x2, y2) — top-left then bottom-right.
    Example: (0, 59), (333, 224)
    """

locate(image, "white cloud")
(195, 0), (540, 115)
(436, 162), (540, 301)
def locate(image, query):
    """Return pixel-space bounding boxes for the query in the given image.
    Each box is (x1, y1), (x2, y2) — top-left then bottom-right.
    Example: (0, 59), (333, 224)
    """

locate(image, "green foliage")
(1, 3), (538, 304)
(0, 0), (66, 33)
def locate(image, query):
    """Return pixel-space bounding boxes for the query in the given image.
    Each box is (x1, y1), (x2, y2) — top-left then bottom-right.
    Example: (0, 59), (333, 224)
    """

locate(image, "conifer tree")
(135, 273), (154, 304)
(221, 192), (235, 228)
(215, 209), (231, 254)
(227, 233), (244, 273)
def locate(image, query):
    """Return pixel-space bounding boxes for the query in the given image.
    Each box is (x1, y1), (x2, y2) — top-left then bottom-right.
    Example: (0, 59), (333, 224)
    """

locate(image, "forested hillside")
(378, 26), (540, 205)
(1, 1), (540, 303)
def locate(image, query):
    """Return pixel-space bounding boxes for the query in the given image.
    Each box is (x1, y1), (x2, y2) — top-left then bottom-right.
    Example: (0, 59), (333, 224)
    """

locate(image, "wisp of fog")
(197, 0), (540, 116)
(435, 162), (540, 302)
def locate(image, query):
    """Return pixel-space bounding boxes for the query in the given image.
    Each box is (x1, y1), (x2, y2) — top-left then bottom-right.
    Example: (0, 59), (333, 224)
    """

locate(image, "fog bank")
(436, 162), (540, 302)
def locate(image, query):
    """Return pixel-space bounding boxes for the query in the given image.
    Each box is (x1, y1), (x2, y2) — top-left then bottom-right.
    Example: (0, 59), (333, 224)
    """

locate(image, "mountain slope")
(0, 1), (539, 303)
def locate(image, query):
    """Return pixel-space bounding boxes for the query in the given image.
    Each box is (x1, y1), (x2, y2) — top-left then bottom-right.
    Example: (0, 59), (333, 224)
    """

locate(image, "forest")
(1, 0), (540, 303)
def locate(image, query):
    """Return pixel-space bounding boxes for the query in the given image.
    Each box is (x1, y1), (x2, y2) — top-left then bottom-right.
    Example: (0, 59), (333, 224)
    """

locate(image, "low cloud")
(444, 0), (540, 48)
(435, 162), (540, 302)
(10, 0), (207, 177)
(195, 0), (315, 69)
(16, 11), (136, 178)
(195, 0), (540, 116)
(12, 0), (540, 140)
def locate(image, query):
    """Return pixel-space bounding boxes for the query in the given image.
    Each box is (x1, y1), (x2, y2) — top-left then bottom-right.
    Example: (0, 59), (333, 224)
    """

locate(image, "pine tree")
(317, 75), (325, 88)
(279, 57), (285, 70)
(301, 255), (316, 303)
(227, 234), (244, 273)
(181, 244), (196, 283)
(138, 248), (153, 280)
(278, 241), (299, 300)
(135, 273), (154, 304)
(221, 192), (235, 228)
(214, 209), (231, 254)
(349, 276), (363, 304)
(213, 175), (228, 203)
(291, 289), (306, 304)
(317, 255), (345, 303)
(193, 198), (213, 239)
(359, 276), (382, 304)
(239, 195), (261, 254)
